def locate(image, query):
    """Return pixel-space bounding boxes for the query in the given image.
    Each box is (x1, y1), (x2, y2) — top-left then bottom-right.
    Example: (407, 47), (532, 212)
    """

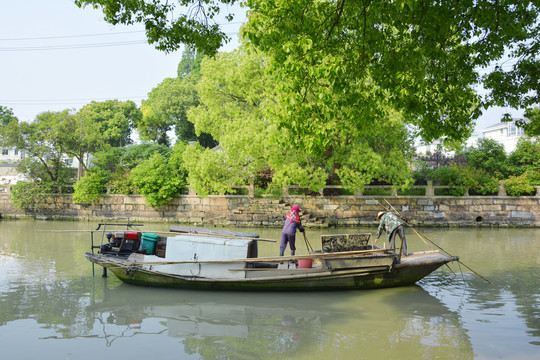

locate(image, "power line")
(0, 40), (148, 52)
(0, 31), (145, 41)
(0, 32), (238, 52)
(0, 96), (147, 106)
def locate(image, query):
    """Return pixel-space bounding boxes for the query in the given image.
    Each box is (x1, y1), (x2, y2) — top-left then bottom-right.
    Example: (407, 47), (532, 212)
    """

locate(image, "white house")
(476, 121), (526, 153)
(416, 120), (527, 155)
(0, 148), (24, 163)
(0, 147), (83, 189)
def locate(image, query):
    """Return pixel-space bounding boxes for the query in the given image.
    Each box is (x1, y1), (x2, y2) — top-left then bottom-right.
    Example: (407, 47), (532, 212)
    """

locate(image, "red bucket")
(298, 259), (313, 269)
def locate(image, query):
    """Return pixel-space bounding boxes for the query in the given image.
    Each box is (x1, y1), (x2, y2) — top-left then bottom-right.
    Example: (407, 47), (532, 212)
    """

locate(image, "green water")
(0, 220), (539, 359)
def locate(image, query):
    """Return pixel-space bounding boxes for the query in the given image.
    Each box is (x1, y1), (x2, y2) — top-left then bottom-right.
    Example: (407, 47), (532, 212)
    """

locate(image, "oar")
(375, 198), (492, 284)
(303, 232), (314, 252)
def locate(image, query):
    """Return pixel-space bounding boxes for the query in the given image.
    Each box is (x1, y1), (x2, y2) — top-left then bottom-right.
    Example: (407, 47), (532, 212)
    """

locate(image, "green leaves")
(243, 0), (540, 145)
(72, 170), (110, 204)
(75, 0), (238, 54)
(130, 152), (186, 207)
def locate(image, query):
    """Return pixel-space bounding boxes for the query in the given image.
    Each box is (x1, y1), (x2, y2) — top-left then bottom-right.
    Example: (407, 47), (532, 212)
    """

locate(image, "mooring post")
(102, 267), (107, 278)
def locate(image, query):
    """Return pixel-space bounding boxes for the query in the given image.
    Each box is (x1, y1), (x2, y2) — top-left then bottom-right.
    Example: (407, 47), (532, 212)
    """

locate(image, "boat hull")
(86, 251), (458, 291)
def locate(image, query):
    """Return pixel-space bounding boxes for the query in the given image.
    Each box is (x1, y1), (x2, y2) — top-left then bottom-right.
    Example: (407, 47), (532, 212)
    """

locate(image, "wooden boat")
(85, 222), (459, 291)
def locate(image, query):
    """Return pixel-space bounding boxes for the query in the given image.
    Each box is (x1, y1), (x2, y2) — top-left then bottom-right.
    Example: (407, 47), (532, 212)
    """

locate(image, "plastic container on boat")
(298, 258), (313, 269)
(141, 233), (161, 255)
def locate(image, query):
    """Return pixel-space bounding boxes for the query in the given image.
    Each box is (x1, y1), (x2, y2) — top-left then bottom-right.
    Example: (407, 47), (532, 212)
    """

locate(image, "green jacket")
(376, 212), (402, 239)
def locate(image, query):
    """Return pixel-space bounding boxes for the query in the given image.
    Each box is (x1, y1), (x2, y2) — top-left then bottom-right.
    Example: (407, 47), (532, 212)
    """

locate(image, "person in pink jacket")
(280, 205), (305, 257)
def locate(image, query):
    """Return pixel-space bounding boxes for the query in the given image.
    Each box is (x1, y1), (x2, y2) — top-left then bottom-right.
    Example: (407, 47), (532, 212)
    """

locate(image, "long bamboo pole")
(37, 229), (277, 242)
(303, 232), (314, 252)
(117, 248), (394, 266)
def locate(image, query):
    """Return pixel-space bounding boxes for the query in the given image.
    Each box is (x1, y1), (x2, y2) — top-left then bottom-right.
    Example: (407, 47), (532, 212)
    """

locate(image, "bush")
(72, 171), (110, 204)
(130, 153), (186, 207)
(508, 137), (540, 175)
(464, 138), (511, 179)
(434, 166), (471, 196)
(10, 181), (53, 212)
(470, 171), (499, 195)
(505, 173), (536, 196)
(108, 169), (136, 195)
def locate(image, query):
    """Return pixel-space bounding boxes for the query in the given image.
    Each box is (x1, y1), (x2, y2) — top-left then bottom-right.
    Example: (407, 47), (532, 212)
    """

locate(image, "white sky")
(0, 0), (243, 126)
(0, 0), (522, 133)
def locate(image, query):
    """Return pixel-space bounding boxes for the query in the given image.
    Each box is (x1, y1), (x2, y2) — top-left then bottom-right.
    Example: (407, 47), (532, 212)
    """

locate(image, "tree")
(70, 100), (141, 177)
(137, 47), (216, 147)
(178, 46), (205, 79)
(3, 111), (76, 184)
(242, 0), (540, 145)
(4, 111), (77, 211)
(0, 106), (17, 127)
(508, 137), (540, 173)
(76, 100), (139, 148)
(130, 146), (187, 207)
(74, 0), (239, 54)
(0, 106), (19, 148)
(187, 48), (415, 194)
(138, 77), (199, 146)
(186, 49), (279, 194)
(463, 138), (510, 179)
(521, 108), (540, 137)
(77, 1), (540, 142)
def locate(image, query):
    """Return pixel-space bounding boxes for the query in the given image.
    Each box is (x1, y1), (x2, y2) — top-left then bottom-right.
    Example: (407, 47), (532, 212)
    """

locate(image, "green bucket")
(141, 233), (160, 255)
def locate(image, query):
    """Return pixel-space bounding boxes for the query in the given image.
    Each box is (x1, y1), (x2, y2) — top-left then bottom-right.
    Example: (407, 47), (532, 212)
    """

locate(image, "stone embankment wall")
(0, 193), (539, 227)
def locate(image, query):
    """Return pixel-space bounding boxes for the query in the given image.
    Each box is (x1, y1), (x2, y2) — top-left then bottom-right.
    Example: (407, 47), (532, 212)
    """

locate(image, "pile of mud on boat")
(85, 222), (459, 291)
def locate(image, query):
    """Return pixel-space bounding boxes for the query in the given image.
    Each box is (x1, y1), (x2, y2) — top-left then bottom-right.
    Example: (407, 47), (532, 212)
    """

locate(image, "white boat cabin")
(128, 235), (257, 280)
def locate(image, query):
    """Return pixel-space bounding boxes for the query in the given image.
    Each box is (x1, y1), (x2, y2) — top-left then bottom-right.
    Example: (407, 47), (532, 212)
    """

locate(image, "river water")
(0, 219), (538, 359)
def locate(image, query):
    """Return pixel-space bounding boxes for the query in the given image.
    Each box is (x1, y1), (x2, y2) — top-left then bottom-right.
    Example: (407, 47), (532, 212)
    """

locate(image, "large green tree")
(187, 48), (415, 194)
(0, 106), (17, 127)
(3, 110), (76, 186)
(138, 47), (216, 147)
(68, 100), (140, 177)
(0, 106), (19, 150)
(77, 1), (540, 141)
(186, 49), (276, 194)
(138, 77), (199, 146)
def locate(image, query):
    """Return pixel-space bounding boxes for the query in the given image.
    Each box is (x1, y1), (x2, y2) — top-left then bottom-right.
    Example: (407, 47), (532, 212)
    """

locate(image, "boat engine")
(99, 231), (142, 255)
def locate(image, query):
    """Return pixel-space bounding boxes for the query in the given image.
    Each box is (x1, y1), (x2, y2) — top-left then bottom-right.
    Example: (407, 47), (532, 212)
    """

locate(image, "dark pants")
(280, 234), (296, 256)
(389, 225), (407, 256)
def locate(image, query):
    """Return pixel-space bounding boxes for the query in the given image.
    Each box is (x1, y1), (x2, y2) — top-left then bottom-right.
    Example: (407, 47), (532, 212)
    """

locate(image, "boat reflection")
(87, 279), (474, 359)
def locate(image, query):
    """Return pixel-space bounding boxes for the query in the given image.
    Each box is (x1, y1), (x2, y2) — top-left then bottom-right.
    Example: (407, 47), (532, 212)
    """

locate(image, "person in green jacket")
(375, 211), (408, 256)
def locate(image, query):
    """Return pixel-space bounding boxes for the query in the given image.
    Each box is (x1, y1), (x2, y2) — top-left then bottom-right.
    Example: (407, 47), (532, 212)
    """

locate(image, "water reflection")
(1, 221), (539, 359)
(77, 278), (472, 359)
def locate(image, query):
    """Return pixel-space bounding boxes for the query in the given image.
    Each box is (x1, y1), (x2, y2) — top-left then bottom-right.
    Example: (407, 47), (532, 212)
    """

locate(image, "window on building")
(509, 125), (517, 136)
(1, 149), (8, 156)
(14, 150), (18, 156)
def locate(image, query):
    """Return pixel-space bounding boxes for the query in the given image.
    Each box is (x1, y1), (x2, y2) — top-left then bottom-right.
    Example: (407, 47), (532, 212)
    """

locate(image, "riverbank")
(1, 193), (538, 227)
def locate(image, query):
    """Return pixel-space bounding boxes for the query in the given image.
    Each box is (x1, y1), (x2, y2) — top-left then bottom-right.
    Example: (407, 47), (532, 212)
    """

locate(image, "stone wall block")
(0, 194), (538, 227)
